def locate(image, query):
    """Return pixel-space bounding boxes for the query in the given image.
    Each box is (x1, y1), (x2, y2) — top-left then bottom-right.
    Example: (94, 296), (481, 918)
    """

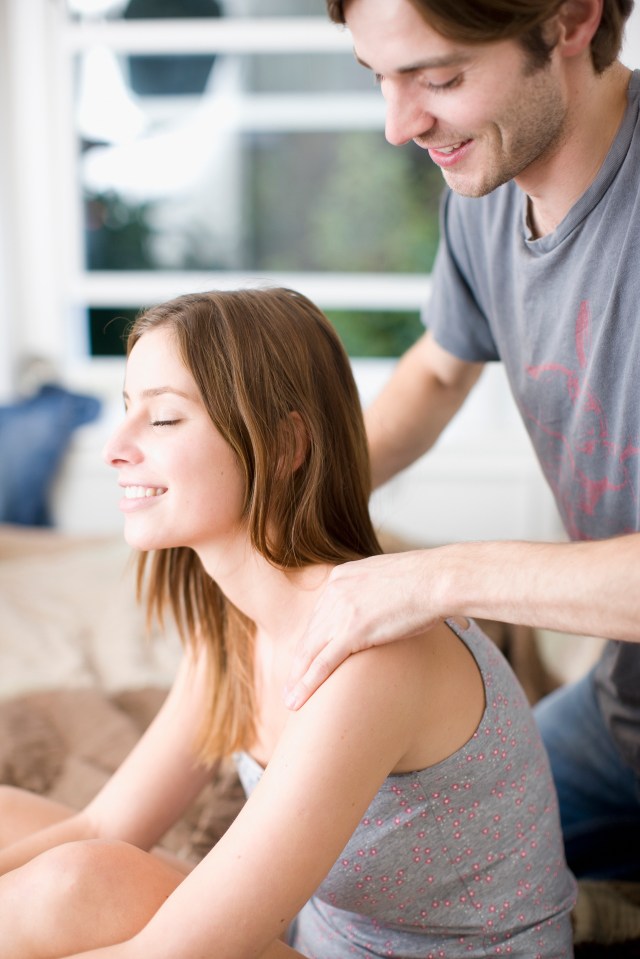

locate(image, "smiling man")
(349, 0), (574, 203)
(287, 0), (640, 882)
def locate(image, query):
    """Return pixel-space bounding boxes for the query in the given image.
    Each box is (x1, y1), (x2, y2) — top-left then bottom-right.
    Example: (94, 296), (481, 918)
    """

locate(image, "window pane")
(84, 129), (442, 273)
(69, 6), (440, 360)
(88, 306), (423, 358)
(77, 41), (444, 272)
(327, 310), (423, 358)
(67, 0), (326, 20)
(89, 308), (137, 356)
(243, 55), (371, 94)
(95, 51), (370, 101)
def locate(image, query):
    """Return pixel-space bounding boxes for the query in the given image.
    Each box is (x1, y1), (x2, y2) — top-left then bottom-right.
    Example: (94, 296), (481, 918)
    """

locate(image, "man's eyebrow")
(354, 50), (473, 75)
(123, 386), (194, 402)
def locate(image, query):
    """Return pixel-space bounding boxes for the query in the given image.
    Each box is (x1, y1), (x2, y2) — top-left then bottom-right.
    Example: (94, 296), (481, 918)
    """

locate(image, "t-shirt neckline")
(521, 68), (640, 253)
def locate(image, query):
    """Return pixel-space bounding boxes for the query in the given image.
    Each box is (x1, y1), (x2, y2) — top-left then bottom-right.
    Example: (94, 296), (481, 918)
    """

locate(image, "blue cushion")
(0, 384), (101, 526)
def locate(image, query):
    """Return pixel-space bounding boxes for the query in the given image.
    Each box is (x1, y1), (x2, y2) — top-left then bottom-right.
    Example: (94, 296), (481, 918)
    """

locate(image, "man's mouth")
(425, 139), (473, 168)
(430, 139), (470, 155)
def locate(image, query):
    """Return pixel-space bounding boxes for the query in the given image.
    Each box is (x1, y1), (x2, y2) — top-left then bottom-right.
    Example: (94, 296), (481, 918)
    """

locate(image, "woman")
(0, 288), (575, 958)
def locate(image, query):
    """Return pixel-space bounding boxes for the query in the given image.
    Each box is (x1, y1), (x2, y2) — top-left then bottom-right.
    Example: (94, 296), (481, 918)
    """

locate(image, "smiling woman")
(105, 324), (248, 558)
(0, 287), (575, 959)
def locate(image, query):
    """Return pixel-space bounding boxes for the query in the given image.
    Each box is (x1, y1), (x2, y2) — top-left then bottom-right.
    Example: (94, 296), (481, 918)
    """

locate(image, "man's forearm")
(434, 533), (640, 642)
(285, 531), (640, 711)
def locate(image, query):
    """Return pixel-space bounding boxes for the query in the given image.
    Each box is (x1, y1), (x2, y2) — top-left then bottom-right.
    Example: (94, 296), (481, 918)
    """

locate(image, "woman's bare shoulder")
(320, 617), (486, 773)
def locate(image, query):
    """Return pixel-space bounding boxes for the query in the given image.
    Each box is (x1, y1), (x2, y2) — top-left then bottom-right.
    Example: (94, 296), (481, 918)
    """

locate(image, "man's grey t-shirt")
(426, 69), (640, 774)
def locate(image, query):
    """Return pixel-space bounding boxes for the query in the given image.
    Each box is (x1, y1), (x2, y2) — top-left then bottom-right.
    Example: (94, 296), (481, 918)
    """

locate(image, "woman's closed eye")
(152, 419), (181, 427)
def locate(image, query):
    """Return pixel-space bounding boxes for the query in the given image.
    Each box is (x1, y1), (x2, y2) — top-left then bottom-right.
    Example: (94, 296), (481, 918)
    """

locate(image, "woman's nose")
(384, 84), (436, 147)
(102, 418), (142, 469)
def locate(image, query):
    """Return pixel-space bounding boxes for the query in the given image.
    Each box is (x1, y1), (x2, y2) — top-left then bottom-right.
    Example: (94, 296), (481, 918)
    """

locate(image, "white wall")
(0, 1), (16, 401)
(622, 7), (640, 67)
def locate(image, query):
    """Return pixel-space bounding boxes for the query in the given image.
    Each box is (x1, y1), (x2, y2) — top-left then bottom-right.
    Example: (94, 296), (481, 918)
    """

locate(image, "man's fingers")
(284, 645), (345, 710)
(283, 552), (429, 709)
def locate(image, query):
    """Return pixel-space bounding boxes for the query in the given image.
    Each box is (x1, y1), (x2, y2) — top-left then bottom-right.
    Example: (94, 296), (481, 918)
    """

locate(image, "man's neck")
(522, 61), (631, 239)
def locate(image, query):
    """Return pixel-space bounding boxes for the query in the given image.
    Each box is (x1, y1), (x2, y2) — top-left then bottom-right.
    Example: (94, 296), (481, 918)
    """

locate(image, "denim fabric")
(535, 669), (640, 880)
(0, 384), (101, 526)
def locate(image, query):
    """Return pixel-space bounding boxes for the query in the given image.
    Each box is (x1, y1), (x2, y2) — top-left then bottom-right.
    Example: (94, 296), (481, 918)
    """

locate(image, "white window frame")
(3, 2), (637, 540)
(0, 1), (432, 398)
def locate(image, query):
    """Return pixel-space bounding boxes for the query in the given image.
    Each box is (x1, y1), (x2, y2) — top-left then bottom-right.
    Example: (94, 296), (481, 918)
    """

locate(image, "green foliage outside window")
(85, 127), (442, 357)
(251, 132), (442, 275)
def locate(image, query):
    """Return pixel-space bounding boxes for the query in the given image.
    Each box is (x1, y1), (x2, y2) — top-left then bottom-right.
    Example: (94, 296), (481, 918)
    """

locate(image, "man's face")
(344, 0), (569, 197)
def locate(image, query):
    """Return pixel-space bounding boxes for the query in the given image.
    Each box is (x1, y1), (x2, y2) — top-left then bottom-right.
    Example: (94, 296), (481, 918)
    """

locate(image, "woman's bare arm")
(64, 634), (441, 959)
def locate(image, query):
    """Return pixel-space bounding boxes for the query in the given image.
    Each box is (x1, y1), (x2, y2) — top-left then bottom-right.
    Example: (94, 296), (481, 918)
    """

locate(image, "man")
(286, 0), (640, 880)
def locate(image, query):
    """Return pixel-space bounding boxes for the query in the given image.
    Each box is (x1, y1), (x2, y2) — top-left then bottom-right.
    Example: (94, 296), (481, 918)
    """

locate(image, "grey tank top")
(235, 618), (576, 958)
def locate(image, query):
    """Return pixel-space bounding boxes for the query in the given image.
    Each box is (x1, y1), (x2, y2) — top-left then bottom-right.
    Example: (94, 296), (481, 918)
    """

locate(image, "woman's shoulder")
(339, 617), (480, 691)
(322, 618), (454, 694)
(295, 618), (487, 774)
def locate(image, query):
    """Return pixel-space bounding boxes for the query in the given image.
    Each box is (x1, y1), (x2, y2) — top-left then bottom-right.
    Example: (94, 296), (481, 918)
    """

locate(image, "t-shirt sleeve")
(424, 190), (500, 363)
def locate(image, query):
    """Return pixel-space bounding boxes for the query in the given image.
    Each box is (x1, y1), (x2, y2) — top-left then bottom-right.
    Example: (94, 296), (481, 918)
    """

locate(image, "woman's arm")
(0, 652), (212, 876)
(66, 635), (435, 959)
(66, 935), (308, 959)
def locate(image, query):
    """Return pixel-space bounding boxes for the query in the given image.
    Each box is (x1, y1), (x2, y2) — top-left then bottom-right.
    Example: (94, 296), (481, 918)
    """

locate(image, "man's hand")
(284, 551), (443, 709)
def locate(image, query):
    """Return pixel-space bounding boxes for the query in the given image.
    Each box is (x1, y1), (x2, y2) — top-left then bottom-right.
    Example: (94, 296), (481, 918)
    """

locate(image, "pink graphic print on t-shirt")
(524, 300), (639, 539)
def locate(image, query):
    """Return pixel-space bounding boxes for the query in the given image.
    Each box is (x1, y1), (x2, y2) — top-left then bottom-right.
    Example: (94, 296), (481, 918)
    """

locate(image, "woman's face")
(103, 326), (247, 561)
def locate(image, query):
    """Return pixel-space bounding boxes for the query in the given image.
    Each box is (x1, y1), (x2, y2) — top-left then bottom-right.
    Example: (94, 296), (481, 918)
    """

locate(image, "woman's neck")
(197, 537), (334, 645)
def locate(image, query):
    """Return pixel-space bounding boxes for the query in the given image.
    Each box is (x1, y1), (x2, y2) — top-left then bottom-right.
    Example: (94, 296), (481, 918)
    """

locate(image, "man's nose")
(384, 85), (436, 147)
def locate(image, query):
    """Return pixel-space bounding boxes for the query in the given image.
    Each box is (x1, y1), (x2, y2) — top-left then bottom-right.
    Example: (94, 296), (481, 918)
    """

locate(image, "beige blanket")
(0, 525), (244, 860)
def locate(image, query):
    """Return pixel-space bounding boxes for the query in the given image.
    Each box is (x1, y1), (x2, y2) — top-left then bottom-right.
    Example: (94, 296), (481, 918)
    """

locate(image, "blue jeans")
(535, 669), (640, 880)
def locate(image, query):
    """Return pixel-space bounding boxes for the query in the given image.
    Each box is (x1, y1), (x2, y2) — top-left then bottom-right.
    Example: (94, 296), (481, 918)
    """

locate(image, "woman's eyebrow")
(122, 386), (194, 402)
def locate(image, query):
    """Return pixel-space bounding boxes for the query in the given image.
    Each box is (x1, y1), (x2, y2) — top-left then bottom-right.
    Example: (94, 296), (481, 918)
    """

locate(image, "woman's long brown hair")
(127, 287), (382, 762)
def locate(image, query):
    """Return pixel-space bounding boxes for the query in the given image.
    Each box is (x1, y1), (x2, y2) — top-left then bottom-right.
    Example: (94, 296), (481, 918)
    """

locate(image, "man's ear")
(555, 0), (603, 59)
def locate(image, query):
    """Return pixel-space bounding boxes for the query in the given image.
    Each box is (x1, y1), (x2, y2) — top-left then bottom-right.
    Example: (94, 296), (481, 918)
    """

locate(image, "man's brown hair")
(327, 0), (634, 72)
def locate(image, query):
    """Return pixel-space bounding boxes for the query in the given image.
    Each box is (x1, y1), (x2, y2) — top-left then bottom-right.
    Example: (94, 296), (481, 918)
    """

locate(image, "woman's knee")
(8, 839), (183, 955)
(35, 838), (181, 911)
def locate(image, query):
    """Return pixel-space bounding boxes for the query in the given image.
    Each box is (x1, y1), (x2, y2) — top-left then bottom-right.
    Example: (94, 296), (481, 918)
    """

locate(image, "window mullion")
(63, 17), (352, 55)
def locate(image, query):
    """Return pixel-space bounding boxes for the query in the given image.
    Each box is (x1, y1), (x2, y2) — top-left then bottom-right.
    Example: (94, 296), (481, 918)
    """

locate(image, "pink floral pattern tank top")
(235, 617), (576, 958)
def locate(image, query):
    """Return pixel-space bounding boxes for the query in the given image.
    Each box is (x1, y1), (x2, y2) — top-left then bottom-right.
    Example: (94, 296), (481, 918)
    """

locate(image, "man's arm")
(365, 329), (484, 488)
(285, 533), (640, 709)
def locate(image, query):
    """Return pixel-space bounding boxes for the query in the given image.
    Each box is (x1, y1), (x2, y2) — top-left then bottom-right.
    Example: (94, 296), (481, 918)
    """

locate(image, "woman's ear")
(278, 411), (309, 475)
(289, 411), (309, 472)
(554, 0), (603, 59)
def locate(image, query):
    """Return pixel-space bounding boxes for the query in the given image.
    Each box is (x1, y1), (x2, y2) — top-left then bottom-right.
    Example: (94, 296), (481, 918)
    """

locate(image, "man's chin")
(440, 168), (508, 198)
